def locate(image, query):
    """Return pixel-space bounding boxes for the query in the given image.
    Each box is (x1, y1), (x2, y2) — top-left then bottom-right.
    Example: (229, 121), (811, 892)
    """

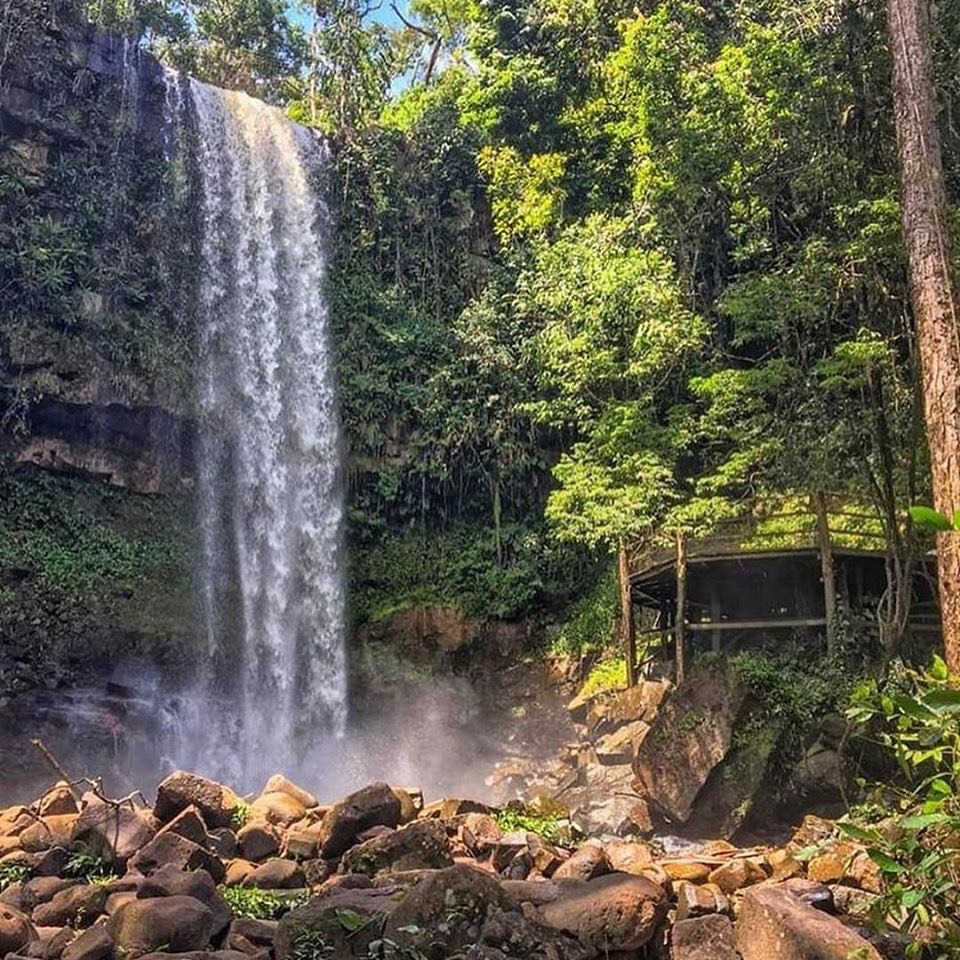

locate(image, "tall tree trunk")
(888, 0), (960, 672)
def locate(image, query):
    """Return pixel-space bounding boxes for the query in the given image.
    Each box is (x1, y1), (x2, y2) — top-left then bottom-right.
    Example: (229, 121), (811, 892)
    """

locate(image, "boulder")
(156, 807), (208, 848)
(604, 841), (653, 876)
(237, 822), (280, 862)
(595, 721), (650, 764)
(384, 865), (511, 955)
(675, 880), (728, 920)
(33, 885), (107, 928)
(390, 788), (420, 824)
(318, 784), (401, 859)
(633, 659), (748, 823)
(42, 926), (76, 959)
(735, 884), (882, 960)
(0, 904), (36, 956)
(537, 873), (667, 954)
(137, 865), (231, 935)
(108, 896), (213, 959)
(227, 918), (277, 952)
(59, 925), (113, 960)
(479, 907), (590, 960)
(276, 888), (401, 960)
(490, 832), (530, 874)
(340, 820), (452, 876)
(38, 785), (79, 819)
(707, 858), (767, 894)
(129, 832), (225, 883)
(262, 776), (318, 810)
(154, 772), (240, 830)
(19, 816), (78, 853)
(576, 796), (652, 838)
(662, 860), (711, 884)
(282, 829), (318, 861)
(208, 828), (238, 859)
(248, 793), (305, 828)
(224, 860), (257, 887)
(671, 915), (738, 960)
(73, 804), (155, 867)
(241, 859), (305, 890)
(24, 878), (75, 907)
(552, 840), (609, 882)
(460, 814), (502, 857)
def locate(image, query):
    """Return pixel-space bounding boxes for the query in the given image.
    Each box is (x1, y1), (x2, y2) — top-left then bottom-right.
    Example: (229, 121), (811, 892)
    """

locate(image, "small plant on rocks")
(221, 886), (308, 920)
(0, 862), (29, 892)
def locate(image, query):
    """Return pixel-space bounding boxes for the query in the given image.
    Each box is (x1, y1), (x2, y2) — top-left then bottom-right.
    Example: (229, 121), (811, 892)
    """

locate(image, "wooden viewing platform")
(619, 493), (940, 685)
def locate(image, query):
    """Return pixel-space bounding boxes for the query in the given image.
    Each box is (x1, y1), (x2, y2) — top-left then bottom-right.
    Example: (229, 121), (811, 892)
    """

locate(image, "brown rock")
(74, 804), (155, 867)
(391, 789), (420, 825)
(552, 840), (609, 882)
(108, 896), (213, 958)
(262, 776), (317, 810)
(735, 884), (882, 960)
(633, 659), (748, 823)
(42, 926), (75, 960)
(237, 822), (280, 862)
(249, 793), (305, 828)
(105, 893), (136, 916)
(341, 819), (452, 876)
(227, 918), (278, 951)
(662, 860), (711, 884)
(33, 885), (107, 928)
(38, 786), (79, 819)
(844, 849), (883, 893)
(276, 888), (401, 960)
(500, 879), (562, 906)
(537, 873), (667, 953)
(24, 878), (75, 907)
(707, 858), (766, 894)
(241, 859), (305, 890)
(20, 816), (78, 854)
(460, 814), (502, 856)
(420, 798), (493, 819)
(282, 828), (318, 860)
(807, 852), (845, 884)
(0, 904), (36, 956)
(578, 796), (653, 838)
(59, 925), (113, 960)
(129, 832), (224, 883)
(676, 880), (725, 920)
(671, 914), (738, 960)
(604, 841), (653, 876)
(138, 865), (231, 935)
(154, 772), (240, 830)
(595, 721), (650, 764)
(319, 784), (401, 859)
(208, 828), (238, 859)
(224, 860), (257, 887)
(156, 807), (208, 848)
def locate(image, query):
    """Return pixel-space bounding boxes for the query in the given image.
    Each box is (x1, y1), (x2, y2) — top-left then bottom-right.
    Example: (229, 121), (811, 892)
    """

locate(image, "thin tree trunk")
(618, 543), (637, 687)
(888, 0), (960, 672)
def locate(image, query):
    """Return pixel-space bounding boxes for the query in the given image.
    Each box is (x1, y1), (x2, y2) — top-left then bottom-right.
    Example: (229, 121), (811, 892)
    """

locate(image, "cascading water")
(163, 73), (347, 788)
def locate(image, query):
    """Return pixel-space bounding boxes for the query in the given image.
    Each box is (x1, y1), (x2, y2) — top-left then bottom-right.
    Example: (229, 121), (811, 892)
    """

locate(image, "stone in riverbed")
(262, 776), (317, 810)
(129, 832), (225, 883)
(735, 884), (882, 960)
(38, 785), (78, 819)
(707, 857), (767, 894)
(108, 896), (213, 959)
(671, 914), (738, 960)
(237, 822), (280, 862)
(138, 865), (231, 935)
(59, 925), (112, 960)
(537, 873), (667, 953)
(0, 904), (36, 956)
(318, 783), (401, 859)
(551, 840), (609, 882)
(33, 885), (107, 928)
(19, 816), (77, 853)
(154, 772), (240, 830)
(156, 806), (208, 847)
(276, 888), (401, 960)
(241, 859), (305, 890)
(249, 793), (305, 828)
(73, 803), (155, 867)
(340, 819), (452, 876)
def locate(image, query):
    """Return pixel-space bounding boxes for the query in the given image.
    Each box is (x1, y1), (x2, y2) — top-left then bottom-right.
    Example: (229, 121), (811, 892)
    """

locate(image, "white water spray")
(165, 75), (347, 788)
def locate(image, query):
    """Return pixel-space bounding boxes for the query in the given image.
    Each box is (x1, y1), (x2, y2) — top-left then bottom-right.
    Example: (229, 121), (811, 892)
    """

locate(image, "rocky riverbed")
(0, 769), (901, 960)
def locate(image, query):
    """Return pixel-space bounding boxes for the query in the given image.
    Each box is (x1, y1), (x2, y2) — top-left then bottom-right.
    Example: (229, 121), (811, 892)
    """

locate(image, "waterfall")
(164, 74), (347, 788)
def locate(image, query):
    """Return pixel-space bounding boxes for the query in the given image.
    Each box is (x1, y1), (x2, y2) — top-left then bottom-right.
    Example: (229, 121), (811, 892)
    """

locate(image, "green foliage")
(0, 862), (30, 892)
(549, 566), (618, 656)
(221, 886), (309, 920)
(493, 807), (568, 846)
(908, 506), (960, 532)
(844, 658), (960, 954)
(231, 799), (252, 830)
(64, 850), (115, 884)
(579, 657), (628, 698)
(0, 470), (187, 593)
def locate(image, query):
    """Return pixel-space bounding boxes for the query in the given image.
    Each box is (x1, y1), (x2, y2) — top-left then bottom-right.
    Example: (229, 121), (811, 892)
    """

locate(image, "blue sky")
(289, 1), (412, 30)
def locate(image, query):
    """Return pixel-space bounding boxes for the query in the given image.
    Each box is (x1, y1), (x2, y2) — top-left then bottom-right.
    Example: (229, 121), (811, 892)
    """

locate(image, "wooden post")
(618, 542), (638, 687)
(676, 532), (687, 685)
(812, 491), (838, 653)
(709, 581), (722, 653)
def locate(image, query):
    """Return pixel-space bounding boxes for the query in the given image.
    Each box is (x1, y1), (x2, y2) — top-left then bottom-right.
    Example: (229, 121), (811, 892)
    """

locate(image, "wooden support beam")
(687, 617), (827, 632)
(676, 532), (687, 685)
(812, 490), (838, 653)
(619, 542), (638, 687)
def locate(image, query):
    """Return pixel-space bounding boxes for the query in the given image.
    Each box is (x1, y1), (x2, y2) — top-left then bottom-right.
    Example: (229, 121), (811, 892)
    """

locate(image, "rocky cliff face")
(0, 5), (197, 697)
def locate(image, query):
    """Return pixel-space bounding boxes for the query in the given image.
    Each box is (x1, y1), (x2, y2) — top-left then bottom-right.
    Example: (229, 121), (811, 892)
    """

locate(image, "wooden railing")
(628, 492), (887, 579)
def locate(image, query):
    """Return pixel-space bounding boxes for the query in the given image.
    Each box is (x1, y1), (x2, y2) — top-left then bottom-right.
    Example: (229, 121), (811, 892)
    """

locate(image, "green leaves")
(907, 506), (957, 532)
